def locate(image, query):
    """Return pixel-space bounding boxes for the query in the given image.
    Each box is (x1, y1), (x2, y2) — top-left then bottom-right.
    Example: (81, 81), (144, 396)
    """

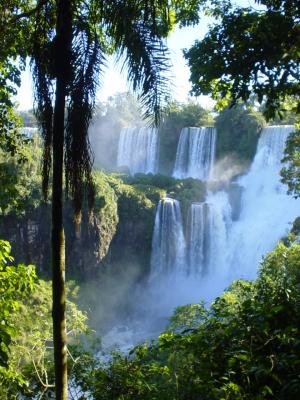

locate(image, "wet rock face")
(0, 203), (118, 279)
(0, 193), (154, 280)
(109, 217), (155, 278)
(0, 207), (51, 273)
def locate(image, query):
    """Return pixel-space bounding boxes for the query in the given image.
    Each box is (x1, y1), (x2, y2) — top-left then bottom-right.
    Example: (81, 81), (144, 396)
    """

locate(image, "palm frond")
(105, 0), (172, 125)
(31, 0), (55, 201)
(65, 24), (104, 218)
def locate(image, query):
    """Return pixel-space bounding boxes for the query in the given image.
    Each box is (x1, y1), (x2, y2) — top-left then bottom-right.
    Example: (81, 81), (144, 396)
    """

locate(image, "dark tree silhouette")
(185, 0), (300, 119)
(31, 0), (174, 397)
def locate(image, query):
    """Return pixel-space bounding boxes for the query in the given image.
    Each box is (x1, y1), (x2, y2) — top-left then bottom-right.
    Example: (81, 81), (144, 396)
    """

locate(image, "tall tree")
(31, 1), (172, 397)
(3, 1), (201, 395)
(29, 0), (200, 397)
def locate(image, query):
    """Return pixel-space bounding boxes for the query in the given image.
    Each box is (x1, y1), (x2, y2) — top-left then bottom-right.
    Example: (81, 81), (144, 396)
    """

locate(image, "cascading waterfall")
(256, 125), (292, 167)
(173, 127), (216, 180)
(151, 125), (298, 287)
(102, 124), (300, 352)
(187, 203), (206, 275)
(117, 127), (158, 174)
(204, 191), (232, 276)
(224, 125), (299, 280)
(150, 198), (186, 279)
(187, 192), (232, 277)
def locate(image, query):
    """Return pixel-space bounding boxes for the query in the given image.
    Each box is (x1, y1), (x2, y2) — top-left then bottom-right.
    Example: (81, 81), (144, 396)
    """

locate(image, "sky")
(15, 16), (214, 110)
(15, 1), (259, 111)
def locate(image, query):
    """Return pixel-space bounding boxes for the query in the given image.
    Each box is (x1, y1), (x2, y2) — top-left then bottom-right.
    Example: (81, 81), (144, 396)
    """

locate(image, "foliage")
(79, 243), (300, 400)
(123, 173), (206, 223)
(93, 92), (143, 128)
(0, 1), (33, 157)
(0, 240), (90, 399)
(0, 133), (43, 216)
(290, 217), (300, 238)
(0, 239), (36, 395)
(267, 97), (300, 125)
(86, 172), (120, 264)
(215, 103), (266, 161)
(104, 173), (160, 273)
(124, 173), (178, 191)
(5, 280), (89, 399)
(185, 0), (300, 120)
(159, 100), (214, 174)
(281, 127), (300, 197)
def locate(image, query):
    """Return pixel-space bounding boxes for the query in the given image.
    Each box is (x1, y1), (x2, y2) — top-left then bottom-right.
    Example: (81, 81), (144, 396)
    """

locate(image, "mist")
(212, 154), (249, 182)
(88, 93), (143, 171)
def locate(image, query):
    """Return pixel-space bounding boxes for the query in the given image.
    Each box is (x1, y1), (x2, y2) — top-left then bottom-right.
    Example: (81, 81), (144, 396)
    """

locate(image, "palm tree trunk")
(52, 1), (72, 398)
(52, 75), (68, 399)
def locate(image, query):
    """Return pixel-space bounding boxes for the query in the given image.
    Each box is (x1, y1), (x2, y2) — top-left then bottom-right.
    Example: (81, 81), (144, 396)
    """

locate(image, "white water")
(101, 124), (299, 353)
(117, 127), (158, 174)
(223, 125), (298, 280)
(203, 191), (232, 277)
(187, 194), (231, 276)
(154, 125), (297, 284)
(150, 198), (186, 279)
(173, 127), (216, 180)
(139, 125), (298, 318)
(187, 203), (206, 275)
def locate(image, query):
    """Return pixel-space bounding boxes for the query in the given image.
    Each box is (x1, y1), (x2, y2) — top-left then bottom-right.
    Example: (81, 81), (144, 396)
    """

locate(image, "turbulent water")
(173, 127), (216, 180)
(187, 203), (206, 275)
(223, 125), (298, 280)
(154, 126), (296, 279)
(147, 125), (299, 307)
(102, 124), (300, 352)
(150, 198), (186, 279)
(117, 127), (158, 174)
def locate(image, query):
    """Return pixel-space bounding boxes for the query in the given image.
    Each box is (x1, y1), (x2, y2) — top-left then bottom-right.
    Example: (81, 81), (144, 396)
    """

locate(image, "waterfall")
(150, 198), (186, 279)
(117, 127), (158, 174)
(150, 193), (231, 279)
(225, 124), (298, 279)
(255, 125), (292, 167)
(101, 125), (300, 351)
(149, 124), (298, 293)
(187, 192), (232, 277)
(173, 127), (216, 180)
(205, 191), (232, 275)
(187, 203), (206, 275)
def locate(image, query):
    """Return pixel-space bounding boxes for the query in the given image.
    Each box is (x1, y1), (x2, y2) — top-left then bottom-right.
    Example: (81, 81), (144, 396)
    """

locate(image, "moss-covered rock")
(119, 173), (206, 229)
(102, 173), (164, 277)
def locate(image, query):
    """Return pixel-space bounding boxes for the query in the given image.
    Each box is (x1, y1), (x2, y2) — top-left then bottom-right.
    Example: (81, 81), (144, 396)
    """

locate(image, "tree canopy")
(184, 0), (300, 119)
(281, 126), (300, 198)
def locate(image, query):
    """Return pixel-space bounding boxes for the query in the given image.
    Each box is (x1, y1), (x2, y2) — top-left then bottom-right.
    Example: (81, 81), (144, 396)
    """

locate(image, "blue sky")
(15, 1), (259, 110)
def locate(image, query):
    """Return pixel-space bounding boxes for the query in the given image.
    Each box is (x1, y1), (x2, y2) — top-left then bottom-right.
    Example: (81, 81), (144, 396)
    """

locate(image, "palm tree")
(31, 0), (173, 398)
